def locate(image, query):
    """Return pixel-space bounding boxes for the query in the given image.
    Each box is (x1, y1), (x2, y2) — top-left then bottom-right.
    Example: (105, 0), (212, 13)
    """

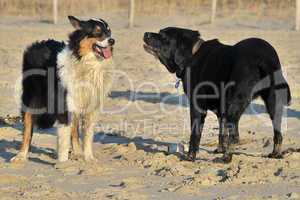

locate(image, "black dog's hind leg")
(229, 121), (240, 144)
(214, 114), (241, 154)
(187, 108), (207, 162)
(220, 84), (252, 163)
(262, 90), (284, 159)
(214, 117), (226, 154)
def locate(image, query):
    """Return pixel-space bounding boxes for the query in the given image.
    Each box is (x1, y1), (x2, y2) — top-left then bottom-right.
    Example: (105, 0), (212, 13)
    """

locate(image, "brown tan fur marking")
(79, 36), (105, 57)
(10, 112), (33, 162)
(20, 112), (33, 153)
(71, 114), (82, 155)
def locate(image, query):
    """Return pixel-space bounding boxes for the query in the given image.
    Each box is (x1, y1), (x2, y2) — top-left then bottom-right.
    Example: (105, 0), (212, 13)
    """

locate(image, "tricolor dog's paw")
(84, 154), (97, 163)
(10, 152), (28, 163)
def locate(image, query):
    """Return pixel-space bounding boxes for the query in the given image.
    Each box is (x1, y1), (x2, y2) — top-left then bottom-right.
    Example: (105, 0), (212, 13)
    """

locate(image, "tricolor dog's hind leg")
(10, 112), (33, 162)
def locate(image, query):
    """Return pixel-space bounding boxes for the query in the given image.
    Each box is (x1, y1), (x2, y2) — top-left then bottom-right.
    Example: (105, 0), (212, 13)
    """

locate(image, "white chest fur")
(57, 48), (114, 114)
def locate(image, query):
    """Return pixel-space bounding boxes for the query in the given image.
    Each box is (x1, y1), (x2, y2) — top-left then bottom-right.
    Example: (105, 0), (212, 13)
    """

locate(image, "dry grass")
(0, 0), (295, 19)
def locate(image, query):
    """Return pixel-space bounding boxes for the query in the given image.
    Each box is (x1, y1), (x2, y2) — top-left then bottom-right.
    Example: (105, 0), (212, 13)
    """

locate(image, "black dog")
(144, 27), (291, 162)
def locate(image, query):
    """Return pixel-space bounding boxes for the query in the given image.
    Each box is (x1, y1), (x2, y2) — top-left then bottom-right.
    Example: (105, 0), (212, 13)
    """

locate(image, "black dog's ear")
(183, 30), (200, 40)
(175, 40), (201, 67)
(68, 16), (82, 29)
(174, 47), (186, 67)
(192, 30), (201, 38)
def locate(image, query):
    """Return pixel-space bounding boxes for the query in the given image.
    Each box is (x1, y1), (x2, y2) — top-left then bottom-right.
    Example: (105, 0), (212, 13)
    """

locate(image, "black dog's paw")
(267, 152), (284, 159)
(213, 153), (233, 164)
(222, 153), (233, 163)
(187, 151), (197, 162)
(229, 136), (240, 145)
(213, 146), (225, 154)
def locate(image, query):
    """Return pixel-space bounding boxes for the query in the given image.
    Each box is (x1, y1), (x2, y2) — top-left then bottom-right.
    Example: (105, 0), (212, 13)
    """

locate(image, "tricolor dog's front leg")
(70, 114), (82, 156)
(82, 114), (96, 162)
(57, 125), (71, 162)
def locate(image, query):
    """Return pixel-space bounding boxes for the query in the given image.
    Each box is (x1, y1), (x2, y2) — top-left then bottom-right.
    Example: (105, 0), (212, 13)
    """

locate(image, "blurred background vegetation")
(0, 0), (295, 19)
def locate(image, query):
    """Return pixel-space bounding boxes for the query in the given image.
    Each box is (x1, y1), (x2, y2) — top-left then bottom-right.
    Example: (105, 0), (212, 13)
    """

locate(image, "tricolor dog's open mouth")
(93, 43), (113, 59)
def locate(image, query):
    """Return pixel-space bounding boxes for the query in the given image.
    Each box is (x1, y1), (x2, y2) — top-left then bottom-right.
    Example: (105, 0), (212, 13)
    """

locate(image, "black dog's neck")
(175, 68), (185, 79)
(175, 38), (205, 80)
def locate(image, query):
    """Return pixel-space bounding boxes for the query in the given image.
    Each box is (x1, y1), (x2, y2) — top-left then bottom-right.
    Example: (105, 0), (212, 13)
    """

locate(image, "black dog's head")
(144, 27), (201, 74)
(68, 16), (115, 60)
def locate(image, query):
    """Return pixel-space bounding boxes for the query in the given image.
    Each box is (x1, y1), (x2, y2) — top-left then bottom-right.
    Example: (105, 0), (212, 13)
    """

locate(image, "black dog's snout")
(108, 38), (115, 46)
(144, 32), (151, 41)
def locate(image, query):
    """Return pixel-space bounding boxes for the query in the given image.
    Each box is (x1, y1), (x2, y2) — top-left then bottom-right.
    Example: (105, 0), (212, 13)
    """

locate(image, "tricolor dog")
(11, 16), (115, 162)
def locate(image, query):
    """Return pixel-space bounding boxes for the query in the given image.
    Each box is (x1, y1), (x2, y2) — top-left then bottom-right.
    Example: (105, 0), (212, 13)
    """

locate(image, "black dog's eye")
(160, 34), (170, 43)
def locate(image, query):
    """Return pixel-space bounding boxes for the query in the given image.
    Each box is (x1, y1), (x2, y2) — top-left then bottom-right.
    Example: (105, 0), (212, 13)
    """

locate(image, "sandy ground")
(0, 13), (300, 200)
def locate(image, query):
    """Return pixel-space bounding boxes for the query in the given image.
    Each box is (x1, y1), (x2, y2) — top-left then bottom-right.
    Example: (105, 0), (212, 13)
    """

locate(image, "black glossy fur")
(144, 27), (291, 162)
(22, 40), (67, 128)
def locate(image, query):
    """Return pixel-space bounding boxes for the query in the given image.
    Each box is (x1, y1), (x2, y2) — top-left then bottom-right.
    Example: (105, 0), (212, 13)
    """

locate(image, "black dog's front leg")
(213, 117), (226, 154)
(187, 109), (207, 162)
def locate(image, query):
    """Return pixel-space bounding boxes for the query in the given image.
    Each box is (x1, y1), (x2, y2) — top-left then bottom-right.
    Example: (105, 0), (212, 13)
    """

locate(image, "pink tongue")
(102, 48), (112, 59)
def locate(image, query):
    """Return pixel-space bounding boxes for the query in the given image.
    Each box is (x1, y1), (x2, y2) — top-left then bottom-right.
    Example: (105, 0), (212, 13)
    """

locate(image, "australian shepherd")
(11, 16), (115, 162)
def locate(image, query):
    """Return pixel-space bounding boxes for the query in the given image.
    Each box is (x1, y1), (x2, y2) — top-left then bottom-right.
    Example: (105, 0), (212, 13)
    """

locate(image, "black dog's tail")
(259, 62), (292, 106)
(256, 40), (292, 106)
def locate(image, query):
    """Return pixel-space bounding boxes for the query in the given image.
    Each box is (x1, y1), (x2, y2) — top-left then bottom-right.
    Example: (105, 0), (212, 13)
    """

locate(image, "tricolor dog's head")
(68, 16), (115, 60)
(143, 27), (202, 74)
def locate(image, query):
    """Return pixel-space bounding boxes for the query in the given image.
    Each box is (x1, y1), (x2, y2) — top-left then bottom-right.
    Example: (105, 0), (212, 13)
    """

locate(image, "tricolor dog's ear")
(68, 16), (82, 29)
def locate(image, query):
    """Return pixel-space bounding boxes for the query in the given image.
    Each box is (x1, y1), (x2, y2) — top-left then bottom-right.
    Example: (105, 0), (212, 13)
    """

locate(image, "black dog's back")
(22, 40), (65, 128)
(192, 38), (291, 106)
(232, 38), (291, 105)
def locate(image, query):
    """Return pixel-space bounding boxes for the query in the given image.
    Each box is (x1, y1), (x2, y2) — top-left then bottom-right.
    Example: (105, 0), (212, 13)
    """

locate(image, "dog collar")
(192, 38), (204, 55)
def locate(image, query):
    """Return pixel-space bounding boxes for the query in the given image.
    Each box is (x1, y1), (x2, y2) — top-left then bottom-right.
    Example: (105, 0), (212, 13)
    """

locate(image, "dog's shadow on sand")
(0, 139), (56, 165)
(110, 90), (300, 119)
(94, 132), (176, 153)
(0, 90), (299, 164)
(0, 120), (63, 164)
(0, 129), (182, 164)
(110, 90), (189, 107)
(2, 132), (299, 165)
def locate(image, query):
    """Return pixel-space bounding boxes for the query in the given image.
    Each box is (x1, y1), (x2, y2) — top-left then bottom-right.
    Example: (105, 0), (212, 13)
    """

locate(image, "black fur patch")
(22, 40), (67, 128)
(68, 30), (86, 59)
(144, 27), (292, 162)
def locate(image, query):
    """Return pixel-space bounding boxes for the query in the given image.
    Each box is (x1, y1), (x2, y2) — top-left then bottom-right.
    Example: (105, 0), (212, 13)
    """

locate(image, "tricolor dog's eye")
(95, 26), (102, 33)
